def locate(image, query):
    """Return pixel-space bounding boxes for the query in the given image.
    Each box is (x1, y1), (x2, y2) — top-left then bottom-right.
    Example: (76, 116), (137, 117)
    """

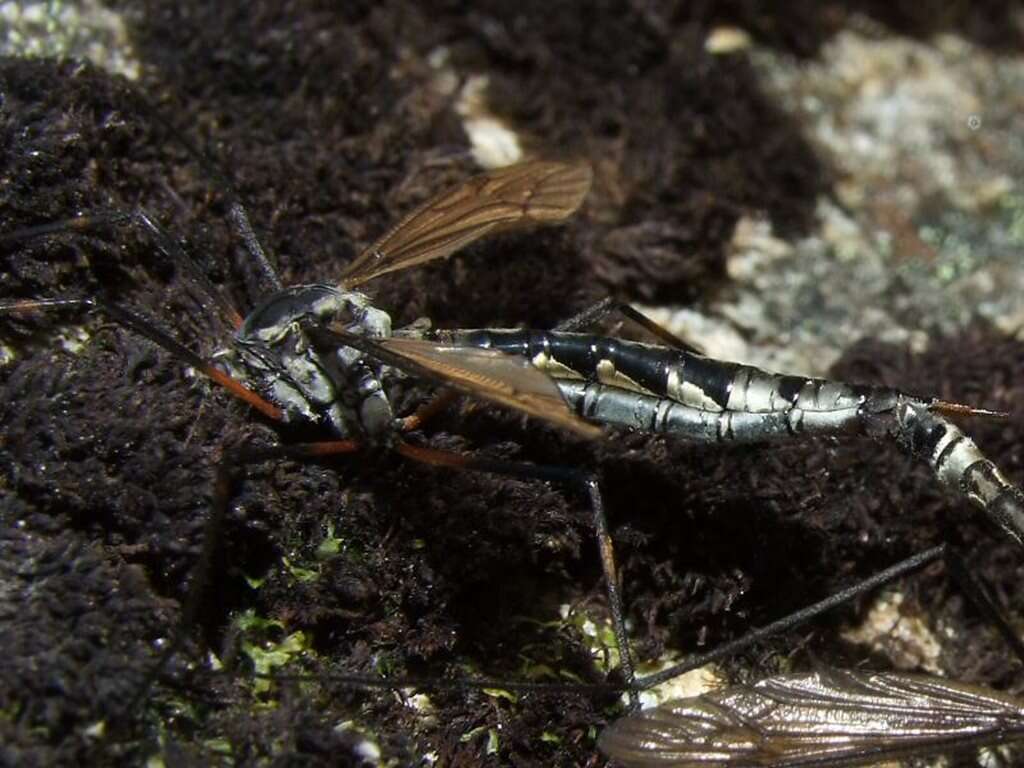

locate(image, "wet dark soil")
(3, 3), (1024, 766)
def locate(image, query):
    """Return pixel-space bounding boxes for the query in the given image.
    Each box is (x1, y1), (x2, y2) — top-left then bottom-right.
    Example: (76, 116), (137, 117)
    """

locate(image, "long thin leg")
(122, 434), (637, 726)
(635, 546), (948, 690)
(635, 543), (1024, 692)
(243, 543), (1014, 701)
(129, 436), (1020, 726)
(117, 438), (361, 724)
(599, 543), (1024, 767)
(945, 548), (1024, 666)
(2, 206), (245, 331)
(394, 440), (640, 707)
(0, 297), (283, 422)
(120, 434), (636, 730)
(133, 98), (284, 294)
(555, 296), (702, 353)
(399, 389), (463, 433)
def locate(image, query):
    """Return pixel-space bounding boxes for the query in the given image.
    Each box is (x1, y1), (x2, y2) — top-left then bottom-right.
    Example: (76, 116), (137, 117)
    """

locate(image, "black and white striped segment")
(438, 329), (1024, 547)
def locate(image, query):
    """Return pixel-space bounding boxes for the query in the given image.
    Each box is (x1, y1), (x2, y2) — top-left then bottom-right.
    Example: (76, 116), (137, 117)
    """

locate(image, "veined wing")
(307, 327), (600, 438)
(599, 669), (1024, 767)
(339, 161), (592, 288)
(379, 336), (601, 438)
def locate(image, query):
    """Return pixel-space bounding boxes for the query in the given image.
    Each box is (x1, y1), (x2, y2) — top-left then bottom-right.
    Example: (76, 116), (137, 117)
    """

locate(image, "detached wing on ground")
(339, 161), (592, 287)
(599, 669), (1024, 767)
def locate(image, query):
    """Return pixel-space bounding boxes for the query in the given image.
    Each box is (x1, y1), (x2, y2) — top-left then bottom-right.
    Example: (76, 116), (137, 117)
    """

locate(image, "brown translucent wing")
(599, 669), (1024, 767)
(378, 337), (601, 438)
(339, 161), (592, 288)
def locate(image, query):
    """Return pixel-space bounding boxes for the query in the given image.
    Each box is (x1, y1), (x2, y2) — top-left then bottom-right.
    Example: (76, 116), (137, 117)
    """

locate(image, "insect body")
(217, 285), (395, 440)
(432, 329), (1024, 547)
(207, 161), (596, 445)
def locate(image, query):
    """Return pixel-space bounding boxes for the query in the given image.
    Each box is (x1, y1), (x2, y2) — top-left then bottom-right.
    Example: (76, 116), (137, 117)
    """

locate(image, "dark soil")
(3, 3), (1024, 766)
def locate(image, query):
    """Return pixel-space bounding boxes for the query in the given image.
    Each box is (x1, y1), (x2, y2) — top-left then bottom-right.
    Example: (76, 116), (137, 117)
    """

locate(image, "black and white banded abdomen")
(441, 328), (1024, 547)
(895, 400), (1024, 547)
(446, 328), (878, 419)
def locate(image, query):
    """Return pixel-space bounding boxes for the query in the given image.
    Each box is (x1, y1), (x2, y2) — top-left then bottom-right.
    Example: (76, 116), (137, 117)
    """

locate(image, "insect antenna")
(0, 295), (283, 422)
(132, 95), (285, 296)
(2, 207), (244, 333)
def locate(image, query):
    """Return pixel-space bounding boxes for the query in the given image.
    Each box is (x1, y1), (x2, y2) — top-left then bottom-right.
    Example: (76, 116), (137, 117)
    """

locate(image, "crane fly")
(1, 158), (633, 720)
(204, 159), (599, 443)
(2, 159), (598, 444)
(5, 132), (1024, 767)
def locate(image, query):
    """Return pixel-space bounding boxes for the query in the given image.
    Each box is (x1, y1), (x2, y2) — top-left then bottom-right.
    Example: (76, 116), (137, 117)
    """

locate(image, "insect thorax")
(215, 284), (394, 440)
